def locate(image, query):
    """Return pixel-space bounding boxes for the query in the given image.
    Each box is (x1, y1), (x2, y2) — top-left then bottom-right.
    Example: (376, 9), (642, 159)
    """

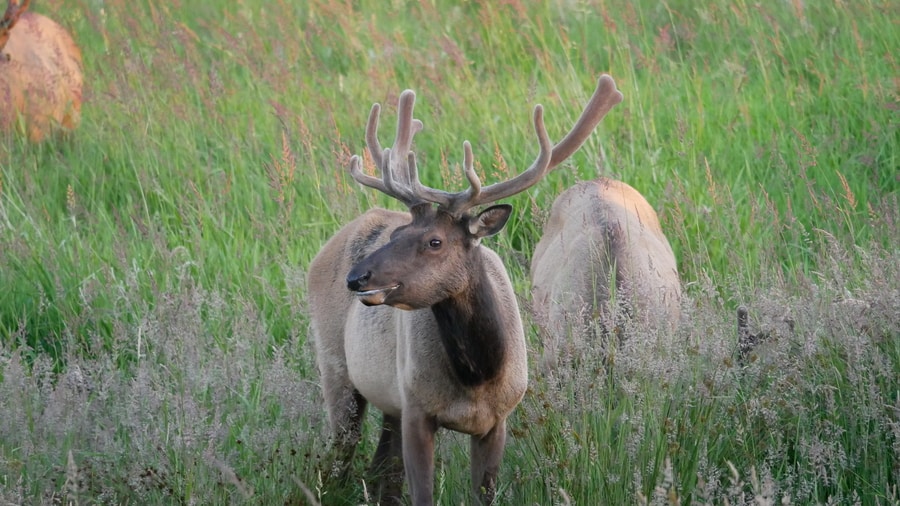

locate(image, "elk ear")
(468, 204), (512, 239)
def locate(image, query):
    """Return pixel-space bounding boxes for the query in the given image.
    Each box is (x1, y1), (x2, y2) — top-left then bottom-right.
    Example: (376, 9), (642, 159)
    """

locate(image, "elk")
(530, 175), (682, 366)
(307, 75), (622, 505)
(1, 0), (83, 141)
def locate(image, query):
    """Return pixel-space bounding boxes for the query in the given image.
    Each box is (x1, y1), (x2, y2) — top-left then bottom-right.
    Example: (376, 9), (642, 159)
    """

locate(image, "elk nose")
(346, 270), (371, 292)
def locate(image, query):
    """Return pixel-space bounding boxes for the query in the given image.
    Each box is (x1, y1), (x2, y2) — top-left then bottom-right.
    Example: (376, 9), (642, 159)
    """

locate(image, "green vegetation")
(0, 0), (897, 504)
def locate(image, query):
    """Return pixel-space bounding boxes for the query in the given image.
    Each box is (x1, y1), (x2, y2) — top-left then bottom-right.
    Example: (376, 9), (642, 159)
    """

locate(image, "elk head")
(344, 88), (553, 310)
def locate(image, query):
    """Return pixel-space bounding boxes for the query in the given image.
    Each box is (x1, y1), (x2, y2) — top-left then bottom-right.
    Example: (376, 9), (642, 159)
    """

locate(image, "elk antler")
(1, 0), (32, 50)
(440, 74), (623, 214)
(349, 89), (426, 207)
(349, 74), (623, 216)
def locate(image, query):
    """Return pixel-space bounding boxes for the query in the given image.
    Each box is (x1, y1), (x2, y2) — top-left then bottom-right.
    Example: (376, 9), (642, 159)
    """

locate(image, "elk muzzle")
(347, 268), (399, 306)
(346, 269), (371, 292)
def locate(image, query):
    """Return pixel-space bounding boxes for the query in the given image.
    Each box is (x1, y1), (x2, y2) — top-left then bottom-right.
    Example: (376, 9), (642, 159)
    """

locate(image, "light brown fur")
(531, 177), (681, 365)
(1, 2), (83, 141)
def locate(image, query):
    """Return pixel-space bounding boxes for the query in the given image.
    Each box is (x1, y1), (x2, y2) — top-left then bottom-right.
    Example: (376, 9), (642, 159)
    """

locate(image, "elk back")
(530, 178), (681, 359)
(1, 11), (83, 141)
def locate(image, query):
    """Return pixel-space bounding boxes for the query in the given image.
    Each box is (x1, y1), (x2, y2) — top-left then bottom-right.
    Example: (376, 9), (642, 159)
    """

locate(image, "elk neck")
(430, 251), (506, 387)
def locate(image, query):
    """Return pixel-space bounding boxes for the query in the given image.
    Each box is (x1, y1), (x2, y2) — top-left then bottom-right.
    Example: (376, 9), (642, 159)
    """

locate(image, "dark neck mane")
(431, 253), (506, 387)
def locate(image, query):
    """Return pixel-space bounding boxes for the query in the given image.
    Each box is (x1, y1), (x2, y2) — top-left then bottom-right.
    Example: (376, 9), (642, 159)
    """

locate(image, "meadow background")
(0, 0), (897, 504)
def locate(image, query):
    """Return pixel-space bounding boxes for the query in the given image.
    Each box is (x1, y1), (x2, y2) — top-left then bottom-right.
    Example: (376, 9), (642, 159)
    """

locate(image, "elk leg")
(323, 382), (367, 481)
(370, 413), (404, 505)
(470, 420), (507, 505)
(402, 409), (437, 506)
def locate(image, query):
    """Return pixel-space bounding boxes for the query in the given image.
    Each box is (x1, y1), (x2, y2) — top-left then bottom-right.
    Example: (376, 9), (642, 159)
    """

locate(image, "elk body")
(307, 75), (622, 505)
(530, 177), (682, 364)
(1, 0), (83, 141)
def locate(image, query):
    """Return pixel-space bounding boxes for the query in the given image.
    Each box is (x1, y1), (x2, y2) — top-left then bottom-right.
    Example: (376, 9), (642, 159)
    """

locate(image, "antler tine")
(389, 90), (420, 183)
(349, 99), (390, 193)
(349, 155), (390, 194)
(460, 141), (480, 198)
(548, 74), (623, 169)
(364, 103), (385, 170)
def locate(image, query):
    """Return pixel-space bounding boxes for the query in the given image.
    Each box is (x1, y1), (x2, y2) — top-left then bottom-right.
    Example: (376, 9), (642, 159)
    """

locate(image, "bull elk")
(307, 75), (622, 505)
(1, 0), (83, 141)
(530, 170), (682, 365)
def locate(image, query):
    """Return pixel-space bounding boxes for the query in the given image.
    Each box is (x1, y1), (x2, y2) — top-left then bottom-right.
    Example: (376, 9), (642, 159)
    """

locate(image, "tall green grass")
(1, 0), (897, 504)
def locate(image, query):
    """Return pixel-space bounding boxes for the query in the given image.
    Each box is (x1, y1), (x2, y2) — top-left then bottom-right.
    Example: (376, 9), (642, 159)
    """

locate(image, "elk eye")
(428, 238), (442, 249)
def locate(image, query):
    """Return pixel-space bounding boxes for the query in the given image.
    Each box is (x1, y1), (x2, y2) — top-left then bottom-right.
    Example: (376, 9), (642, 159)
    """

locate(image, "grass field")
(1, 0), (898, 504)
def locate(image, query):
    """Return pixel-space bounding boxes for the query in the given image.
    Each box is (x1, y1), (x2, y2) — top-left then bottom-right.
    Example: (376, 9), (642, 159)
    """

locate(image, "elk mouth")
(354, 284), (401, 306)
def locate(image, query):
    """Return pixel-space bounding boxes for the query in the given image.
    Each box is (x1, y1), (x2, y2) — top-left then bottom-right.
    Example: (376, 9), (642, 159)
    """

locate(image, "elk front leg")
(402, 408), (438, 506)
(370, 413), (404, 505)
(322, 380), (367, 481)
(470, 420), (507, 505)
